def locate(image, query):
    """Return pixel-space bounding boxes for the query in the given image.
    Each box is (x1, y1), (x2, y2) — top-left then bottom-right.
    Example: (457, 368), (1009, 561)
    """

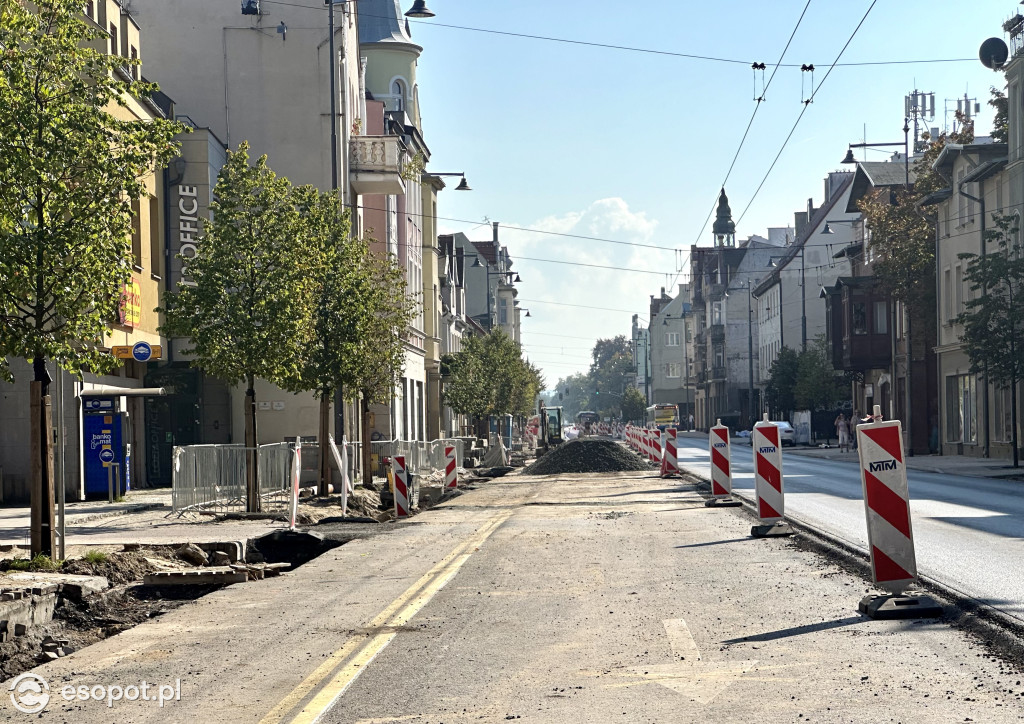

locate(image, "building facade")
(648, 285), (695, 427)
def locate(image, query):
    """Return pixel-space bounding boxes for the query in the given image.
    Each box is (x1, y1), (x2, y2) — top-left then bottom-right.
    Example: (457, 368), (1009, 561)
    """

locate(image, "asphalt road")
(676, 437), (1024, 623)
(11, 469), (1024, 723)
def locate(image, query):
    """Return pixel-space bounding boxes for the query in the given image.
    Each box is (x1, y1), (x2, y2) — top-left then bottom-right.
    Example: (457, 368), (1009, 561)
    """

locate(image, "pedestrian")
(834, 413), (851, 453)
(688, 413), (694, 431)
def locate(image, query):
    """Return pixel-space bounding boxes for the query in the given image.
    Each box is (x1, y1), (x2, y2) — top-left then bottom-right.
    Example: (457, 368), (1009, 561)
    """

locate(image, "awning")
(80, 386), (168, 397)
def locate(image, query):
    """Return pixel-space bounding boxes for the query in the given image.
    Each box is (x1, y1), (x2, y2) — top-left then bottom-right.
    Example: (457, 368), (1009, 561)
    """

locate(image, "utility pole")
(747, 280), (755, 430)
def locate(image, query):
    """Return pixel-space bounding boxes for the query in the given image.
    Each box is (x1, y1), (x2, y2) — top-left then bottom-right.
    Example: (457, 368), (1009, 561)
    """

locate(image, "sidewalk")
(0, 489), (280, 550)
(676, 429), (1023, 480)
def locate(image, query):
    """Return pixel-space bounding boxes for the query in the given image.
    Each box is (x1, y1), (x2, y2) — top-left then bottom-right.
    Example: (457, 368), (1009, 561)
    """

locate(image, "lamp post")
(841, 119), (912, 190)
(421, 171), (472, 191)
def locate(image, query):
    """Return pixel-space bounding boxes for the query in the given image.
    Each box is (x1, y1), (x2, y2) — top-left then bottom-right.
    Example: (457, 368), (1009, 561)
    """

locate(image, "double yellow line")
(260, 509), (513, 724)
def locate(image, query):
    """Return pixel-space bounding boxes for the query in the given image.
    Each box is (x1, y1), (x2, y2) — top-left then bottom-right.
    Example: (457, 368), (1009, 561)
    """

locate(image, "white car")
(770, 421), (796, 446)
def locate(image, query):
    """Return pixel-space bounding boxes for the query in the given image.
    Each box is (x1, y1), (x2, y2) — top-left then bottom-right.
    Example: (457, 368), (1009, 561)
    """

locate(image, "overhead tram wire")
(665, 0), (812, 294)
(736, 0), (879, 226)
(260, 2), (972, 68)
(347, 202), (677, 253)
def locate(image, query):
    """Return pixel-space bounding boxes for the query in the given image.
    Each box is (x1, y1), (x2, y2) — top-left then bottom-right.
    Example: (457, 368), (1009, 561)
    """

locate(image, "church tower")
(712, 188), (736, 248)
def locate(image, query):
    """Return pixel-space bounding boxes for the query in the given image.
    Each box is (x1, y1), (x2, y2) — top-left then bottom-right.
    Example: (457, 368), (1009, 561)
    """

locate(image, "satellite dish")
(979, 37), (1009, 70)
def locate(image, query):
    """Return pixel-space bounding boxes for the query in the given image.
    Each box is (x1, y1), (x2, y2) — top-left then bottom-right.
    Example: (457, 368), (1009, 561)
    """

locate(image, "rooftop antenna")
(905, 89), (935, 152)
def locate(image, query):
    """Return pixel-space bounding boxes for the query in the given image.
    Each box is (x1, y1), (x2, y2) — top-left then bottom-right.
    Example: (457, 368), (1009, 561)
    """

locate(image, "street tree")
(279, 186), (360, 495)
(589, 335), (633, 418)
(764, 347), (799, 418)
(957, 214), (1024, 467)
(858, 119), (974, 365)
(348, 248), (414, 485)
(621, 386), (646, 423)
(0, 0), (182, 554)
(444, 330), (540, 434)
(794, 337), (843, 412)
(160, 143), (315, 511)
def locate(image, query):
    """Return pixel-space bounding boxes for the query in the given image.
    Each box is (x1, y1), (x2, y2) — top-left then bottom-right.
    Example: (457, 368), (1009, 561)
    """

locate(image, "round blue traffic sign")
(99, 449), (115, 464)
(131, 341), (152, 362)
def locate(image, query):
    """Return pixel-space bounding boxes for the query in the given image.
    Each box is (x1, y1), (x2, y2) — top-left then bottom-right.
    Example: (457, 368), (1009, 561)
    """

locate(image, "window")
(955, 263), (964, 316)
(148, 195), (161, 279)
(852, 302), (867, 335)
(109, 22), (118, 57)
(713, 347), (724, 368)
(498, 297), (508, 325)
(665, 332), (679, 347)
(666, 363), (680, 379)
(873, 301), (887, 335)
(130, 198), (142, 268)
(943, 268), (953, 322)
(945, 374), (977, 444)
(130, 46), (138, 79)
(711, 301), (722, 325)
(391, 79), (405, 111)
(994, 386), (1014, 442)
(85, 2), (94, 19)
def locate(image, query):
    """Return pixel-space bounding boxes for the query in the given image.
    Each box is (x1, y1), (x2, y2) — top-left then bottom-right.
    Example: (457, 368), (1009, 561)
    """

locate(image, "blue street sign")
(99, 449), (115, 464)
(132, 341), (152, 362)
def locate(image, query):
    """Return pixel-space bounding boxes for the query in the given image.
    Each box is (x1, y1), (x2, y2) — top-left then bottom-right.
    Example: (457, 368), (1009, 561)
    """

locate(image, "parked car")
(770, 421), (796, 446)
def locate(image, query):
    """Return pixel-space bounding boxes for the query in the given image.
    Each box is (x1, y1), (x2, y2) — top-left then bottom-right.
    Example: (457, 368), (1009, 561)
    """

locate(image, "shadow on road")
(675, 538), (754, 549)
(721, 615), (867, 644)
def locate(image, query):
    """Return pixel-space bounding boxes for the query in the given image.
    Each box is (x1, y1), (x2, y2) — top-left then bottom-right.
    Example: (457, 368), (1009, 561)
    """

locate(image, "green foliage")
(957, 213), (1024, 391)
(82, 550), (108, 565)
(0, 0), (183, 381)
(764, 346), (799, 416)
(989, 86), (1008, 144)
(351, 247), (415, 406)
(589, 335), (634, 418)
(1, 554), (61, 572)
(858, 118), (974, 343)
(444, 330), (540, 418)
(160, 142), (316, 389)
(621, 386), (646, 422)
(794, 337), (844, 412)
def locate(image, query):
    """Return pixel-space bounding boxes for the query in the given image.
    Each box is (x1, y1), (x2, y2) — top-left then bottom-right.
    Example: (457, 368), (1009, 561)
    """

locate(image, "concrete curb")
(66, 502), (166, 527)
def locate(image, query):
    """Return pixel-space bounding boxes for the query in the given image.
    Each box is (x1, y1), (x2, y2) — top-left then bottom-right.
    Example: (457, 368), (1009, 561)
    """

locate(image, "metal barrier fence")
(171, 442), (294, 514)
(367, 439), (464, 478)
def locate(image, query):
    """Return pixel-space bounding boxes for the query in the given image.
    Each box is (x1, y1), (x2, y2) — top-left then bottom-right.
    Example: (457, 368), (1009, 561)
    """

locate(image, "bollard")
(444, 445), (457, 491)
(705, 419), (741, 507)
(660, 428), (679, 477)
(750, 414), (793, 537)
(650, 428), (662, 463)
(289, 442), (302, 530)
(855, 406), (941, 619)
(393, 454), (411, 518)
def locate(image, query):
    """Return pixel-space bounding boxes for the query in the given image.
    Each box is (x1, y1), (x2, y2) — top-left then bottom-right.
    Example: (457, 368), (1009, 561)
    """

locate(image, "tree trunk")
(318, 390), (331, 496)
(245, 376), (260, 512)
(361, 395), (374, 486)
(30, 371), (55, 557)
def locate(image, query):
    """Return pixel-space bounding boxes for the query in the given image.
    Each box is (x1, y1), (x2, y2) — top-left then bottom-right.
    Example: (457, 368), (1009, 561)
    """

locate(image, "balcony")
(349, 136), (406, 196)
(709, 366), (727, 381)
(709, 324), (725, 342)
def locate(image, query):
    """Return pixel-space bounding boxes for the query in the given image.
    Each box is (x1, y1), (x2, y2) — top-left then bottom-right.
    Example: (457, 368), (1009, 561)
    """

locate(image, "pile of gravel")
(524, 439), (649, 475)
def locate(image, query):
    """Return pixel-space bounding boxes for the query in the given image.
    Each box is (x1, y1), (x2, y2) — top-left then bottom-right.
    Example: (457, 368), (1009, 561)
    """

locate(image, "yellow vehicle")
(645, 404), (679, 431)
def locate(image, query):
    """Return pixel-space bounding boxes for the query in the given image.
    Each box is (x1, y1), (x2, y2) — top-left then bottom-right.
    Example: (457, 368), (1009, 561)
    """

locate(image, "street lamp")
(404, 0), (435, 18)
(423, 171), (472, 191)
(768, 249), (806, 352)
(841, 119), (912, 189)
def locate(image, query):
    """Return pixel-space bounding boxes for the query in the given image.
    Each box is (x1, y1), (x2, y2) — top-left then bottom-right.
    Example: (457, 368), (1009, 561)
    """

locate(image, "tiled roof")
(357, 0), (421, 48)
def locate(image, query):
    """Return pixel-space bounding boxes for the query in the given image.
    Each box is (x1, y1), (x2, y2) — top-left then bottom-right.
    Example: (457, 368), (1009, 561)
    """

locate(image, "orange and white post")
(706, 419), (740, 507)
(750, 414), (793, 536)
(855, 405), (940, 619)
(393, 454), (411, 518)
(444, 445), (458, 491)
(660, 427), (680, 477)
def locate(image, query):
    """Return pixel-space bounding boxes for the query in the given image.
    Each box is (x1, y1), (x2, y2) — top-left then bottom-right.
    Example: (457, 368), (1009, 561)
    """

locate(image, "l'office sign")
(174, 184), (201, 287)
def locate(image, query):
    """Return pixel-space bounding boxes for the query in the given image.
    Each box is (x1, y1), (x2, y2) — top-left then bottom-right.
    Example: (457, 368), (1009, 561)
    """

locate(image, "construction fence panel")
(172, 442), (297, 514)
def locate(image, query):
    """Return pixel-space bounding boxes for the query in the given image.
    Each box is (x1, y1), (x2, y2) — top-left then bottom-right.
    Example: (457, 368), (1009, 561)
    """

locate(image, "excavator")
(537, 401), (564, 454)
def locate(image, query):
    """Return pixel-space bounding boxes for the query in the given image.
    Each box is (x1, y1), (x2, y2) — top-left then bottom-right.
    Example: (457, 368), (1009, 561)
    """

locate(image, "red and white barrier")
(444, 445), (457, 490)
(650, 428), (662, 463)
(856, 407), (917, 593)
(709, 420), (732, 498)
(393, 454), (411, 518)
(660, 428), (679, 477)
(752, 416), (785, 523)
(289, 442), (302, 529)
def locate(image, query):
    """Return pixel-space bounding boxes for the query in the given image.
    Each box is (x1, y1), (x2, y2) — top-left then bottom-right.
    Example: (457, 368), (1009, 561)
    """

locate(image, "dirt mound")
(524, 439), (649, 475)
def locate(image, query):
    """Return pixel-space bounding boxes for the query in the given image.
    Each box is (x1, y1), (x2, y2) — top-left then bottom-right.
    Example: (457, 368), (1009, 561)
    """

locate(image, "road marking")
(261, 510), (512, 724)
(603, 619), (757, 704)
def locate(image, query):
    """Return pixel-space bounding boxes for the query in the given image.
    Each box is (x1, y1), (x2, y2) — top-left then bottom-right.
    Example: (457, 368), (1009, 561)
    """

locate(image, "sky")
(406, 0), (1013, 390)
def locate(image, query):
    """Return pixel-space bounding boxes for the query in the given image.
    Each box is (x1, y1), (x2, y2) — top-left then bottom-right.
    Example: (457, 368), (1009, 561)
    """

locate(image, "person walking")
(835, 413), (851, 453)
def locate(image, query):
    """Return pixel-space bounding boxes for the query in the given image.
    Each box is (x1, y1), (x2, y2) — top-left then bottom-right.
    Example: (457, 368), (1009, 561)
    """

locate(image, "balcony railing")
(349, 136), (406, 196)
